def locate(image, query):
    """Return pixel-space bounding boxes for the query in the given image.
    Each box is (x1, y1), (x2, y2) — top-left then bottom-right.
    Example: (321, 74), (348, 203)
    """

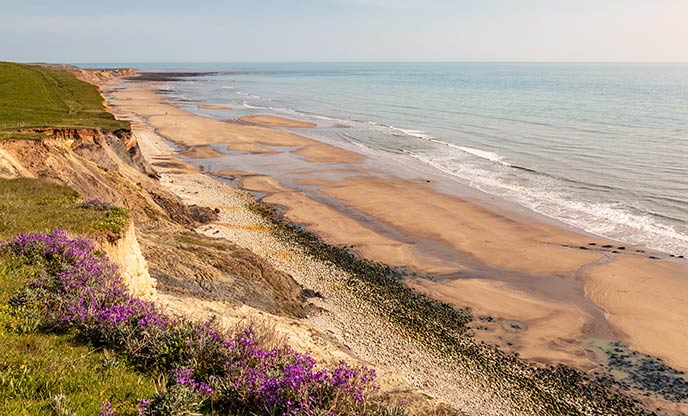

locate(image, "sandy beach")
(239, 114), (317, 128)
(106, 79), (688, 411)
(198, 104), (232, 110)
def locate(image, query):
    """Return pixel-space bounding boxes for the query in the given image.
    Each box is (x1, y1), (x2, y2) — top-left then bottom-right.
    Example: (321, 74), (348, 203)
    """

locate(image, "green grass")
(0, 64), (158, 413)
(0, 178), (153, 414)
(0, 255), (158, 415)
(0, 178), (129, 241)
(0, 61), (128, 140)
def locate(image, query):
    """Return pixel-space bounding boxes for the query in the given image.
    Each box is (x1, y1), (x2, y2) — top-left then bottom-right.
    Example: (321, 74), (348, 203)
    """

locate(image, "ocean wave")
(450, 145), (507, 165)
(406, 151), (688, 256)
(238, 100), (357, 127)
(386, 125), (511, 166)
(242, 101), (270, 110)
(358, 120), (511, 166)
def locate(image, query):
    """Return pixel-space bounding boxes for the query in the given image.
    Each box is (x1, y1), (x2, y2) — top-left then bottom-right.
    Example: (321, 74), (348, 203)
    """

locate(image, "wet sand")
(583, 256), (688, 372)
(239, 114), (316, 128)
(110, 85), (363, 164)
(179, 145), (225, 159)
(108, 80), (688, 375)
(241, 175), (462, 275)
(198, 104), (232, 110)
(406, 277), (591, 368)
(227, 143), (277, 154)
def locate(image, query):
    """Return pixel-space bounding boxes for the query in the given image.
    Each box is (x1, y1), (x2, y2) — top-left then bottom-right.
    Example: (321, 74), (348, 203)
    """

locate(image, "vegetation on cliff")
(2, 229), (404, 415)
(0, 178), (154, 415)
(0, 178), (128, 240)
(0, 59), (404, 412)
(0, 62), (128, 139)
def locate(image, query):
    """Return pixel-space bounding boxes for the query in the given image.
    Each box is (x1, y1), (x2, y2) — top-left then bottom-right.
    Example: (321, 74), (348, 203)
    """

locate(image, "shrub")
(3, 229), (404, 415)
(78, 199), (129, 233)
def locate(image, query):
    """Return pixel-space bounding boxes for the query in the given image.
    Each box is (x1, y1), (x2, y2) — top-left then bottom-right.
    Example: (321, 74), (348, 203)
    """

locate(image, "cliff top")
(0, 62), (129, 139)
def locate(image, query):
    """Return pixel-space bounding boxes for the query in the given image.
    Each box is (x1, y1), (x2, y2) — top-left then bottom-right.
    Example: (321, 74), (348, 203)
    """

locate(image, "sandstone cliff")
(101, 221), (156, 300)
(0, 127), (309, 317)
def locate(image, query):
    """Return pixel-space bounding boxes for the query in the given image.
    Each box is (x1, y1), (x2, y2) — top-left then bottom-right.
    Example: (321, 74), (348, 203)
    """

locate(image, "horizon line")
(7, 59), (687, 67)
(67, 60), (688, 65)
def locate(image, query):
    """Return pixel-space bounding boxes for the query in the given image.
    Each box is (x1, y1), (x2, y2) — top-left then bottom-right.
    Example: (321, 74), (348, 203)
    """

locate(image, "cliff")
(0, 125), (309, 316)
(101, 221), (156, 300)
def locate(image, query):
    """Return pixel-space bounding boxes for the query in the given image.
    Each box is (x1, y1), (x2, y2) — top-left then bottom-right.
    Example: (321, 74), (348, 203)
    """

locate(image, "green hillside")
(0, 178), (156, 415)
(0, 62), (128, 139)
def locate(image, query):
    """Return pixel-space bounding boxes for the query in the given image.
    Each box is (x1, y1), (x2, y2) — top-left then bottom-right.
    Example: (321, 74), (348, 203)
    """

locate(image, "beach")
(106, 78), (688, 412)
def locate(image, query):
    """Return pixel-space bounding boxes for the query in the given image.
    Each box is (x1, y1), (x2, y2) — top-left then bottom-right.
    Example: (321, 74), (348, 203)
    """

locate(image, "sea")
(85, 62), (688, 256)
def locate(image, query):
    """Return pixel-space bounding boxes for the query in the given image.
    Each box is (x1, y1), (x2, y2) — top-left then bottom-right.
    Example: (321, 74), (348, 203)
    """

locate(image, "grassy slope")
(0, 180), (155, 414)
(0, 255), (156, 415)
(0, 62), (128, 139)
(0, 179), (155, 415)
(0, 178), (129, 240)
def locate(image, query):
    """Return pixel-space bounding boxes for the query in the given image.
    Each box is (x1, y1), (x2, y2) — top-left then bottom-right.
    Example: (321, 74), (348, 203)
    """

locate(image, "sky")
(1, 0), (687, 63)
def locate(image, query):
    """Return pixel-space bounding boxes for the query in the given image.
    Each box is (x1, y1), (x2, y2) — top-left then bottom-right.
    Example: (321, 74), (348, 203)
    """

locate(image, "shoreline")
(105, 78), (688, 413)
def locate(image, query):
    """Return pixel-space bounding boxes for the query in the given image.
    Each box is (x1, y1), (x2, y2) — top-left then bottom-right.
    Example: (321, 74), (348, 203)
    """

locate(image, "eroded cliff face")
(68, 67), (137, 86)
(0, 130), (157, 298)
(101, 221), (157, 299)
(0, 129), (310, 317)
(0, 148), (32, 177)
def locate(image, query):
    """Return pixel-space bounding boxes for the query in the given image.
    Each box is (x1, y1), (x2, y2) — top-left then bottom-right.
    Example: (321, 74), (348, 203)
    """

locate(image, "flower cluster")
(219, 326), (380, 414)
(4, 230), (404, 416)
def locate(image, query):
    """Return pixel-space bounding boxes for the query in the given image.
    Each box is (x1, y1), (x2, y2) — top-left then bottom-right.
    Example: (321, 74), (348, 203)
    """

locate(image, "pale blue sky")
(1, 0), (686, 62)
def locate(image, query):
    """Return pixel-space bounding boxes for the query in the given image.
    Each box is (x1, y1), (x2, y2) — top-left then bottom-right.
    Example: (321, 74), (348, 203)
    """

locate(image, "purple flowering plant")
(3, 229), (405, 415)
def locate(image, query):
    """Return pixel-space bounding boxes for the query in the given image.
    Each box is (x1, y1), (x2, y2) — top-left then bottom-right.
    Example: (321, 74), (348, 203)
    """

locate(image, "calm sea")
(92, 62), (688, 256)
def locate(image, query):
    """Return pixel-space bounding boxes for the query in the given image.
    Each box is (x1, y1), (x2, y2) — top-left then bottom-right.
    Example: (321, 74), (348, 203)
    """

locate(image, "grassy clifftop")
(0, 62), (128, 139)
(0, 178), (129, 241)
(0, 178), (155, 415)
(0, 63), (152, 413)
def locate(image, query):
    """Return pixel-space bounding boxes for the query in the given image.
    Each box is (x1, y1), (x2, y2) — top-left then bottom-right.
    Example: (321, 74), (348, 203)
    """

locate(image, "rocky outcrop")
(101, 222), (157, 300)
(0, 148), (33, 177)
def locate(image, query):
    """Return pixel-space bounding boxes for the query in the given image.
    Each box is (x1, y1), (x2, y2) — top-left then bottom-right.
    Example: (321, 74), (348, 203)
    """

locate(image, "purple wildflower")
(99, 401), (115, 416)
(2, 230), (399, 415)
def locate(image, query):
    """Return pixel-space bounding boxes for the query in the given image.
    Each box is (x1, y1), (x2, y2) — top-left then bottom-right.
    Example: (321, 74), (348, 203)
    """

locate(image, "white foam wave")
(242, 101), (269, 110)
(378, 123), (509, 166)
(450, 145), (506, 165)
(222, 86), (235, 89)
(406, 151), (688, 256)
(394, 127), (436, 141)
